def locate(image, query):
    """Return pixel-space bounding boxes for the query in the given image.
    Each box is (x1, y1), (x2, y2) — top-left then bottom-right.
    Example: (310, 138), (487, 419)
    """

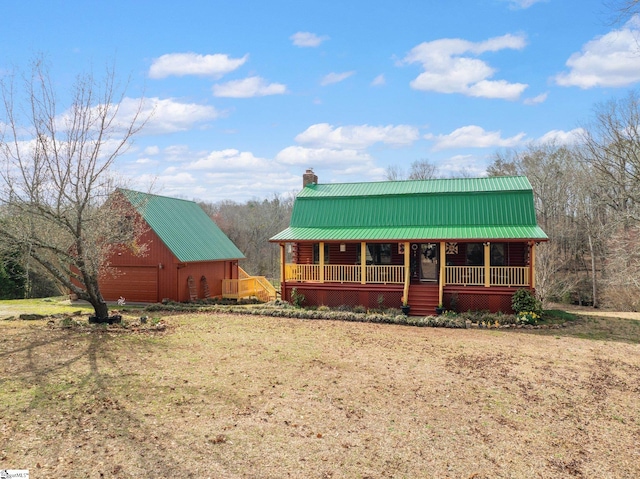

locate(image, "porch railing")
(285, 263), (529, 287)
(445, 266), (530, 287)
(285, 264), (404, 284)
(445, 266), (485, 285)
(489, 266), (529, 287)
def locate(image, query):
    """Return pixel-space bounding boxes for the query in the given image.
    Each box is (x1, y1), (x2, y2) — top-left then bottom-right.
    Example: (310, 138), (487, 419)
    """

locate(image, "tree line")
(485, 92), (640, 309)
(198, 195), (294, 282)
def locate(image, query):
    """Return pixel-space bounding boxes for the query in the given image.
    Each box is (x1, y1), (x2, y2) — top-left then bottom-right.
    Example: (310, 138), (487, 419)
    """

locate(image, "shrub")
(516, 311), (540, 325)
(290, 288), (305, 308)
(449, 292), (459, 312)
(512, 289), (542, 316)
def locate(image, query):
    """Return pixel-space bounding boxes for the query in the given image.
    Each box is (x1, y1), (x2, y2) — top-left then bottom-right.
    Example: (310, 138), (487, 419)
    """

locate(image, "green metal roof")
(271, 225), (547, 242)
(121, 189), (244, 262)
(297, 175), (533, 198)
(270, 176), (548, 242)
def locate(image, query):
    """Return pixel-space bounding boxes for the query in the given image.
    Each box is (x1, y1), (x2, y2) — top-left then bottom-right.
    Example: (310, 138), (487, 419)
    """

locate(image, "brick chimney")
(302, 168), (318, 188)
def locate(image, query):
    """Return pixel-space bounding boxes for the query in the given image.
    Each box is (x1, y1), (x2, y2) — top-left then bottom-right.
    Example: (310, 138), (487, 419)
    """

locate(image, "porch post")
(484, 242), (490, 288)
(360, 242), (367, 284)
(403, 242), (410, 305)
(530, 242), (536, 289)
(280, 243), (286, 300)
(319, 241), (325, 283)
(439, 241), (446, 306)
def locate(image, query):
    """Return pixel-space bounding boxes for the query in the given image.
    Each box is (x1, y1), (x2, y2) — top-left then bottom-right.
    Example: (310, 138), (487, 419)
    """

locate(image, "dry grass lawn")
(1, 310), (639, 478)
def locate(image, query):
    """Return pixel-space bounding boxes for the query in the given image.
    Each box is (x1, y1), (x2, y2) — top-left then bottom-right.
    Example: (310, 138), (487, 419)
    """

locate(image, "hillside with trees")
(487, 92), (640, 310)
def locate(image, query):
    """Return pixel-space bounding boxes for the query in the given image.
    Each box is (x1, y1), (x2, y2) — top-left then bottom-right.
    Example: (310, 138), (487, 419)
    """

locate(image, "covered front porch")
(279, 240), (537, 314)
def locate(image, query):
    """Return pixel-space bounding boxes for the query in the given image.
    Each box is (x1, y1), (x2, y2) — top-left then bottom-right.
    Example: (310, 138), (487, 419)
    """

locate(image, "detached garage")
(100, 190), (245, 303)
(100, 266), (158, 303)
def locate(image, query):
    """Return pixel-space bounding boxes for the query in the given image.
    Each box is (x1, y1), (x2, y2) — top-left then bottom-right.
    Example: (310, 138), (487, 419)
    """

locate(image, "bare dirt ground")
(1, 311), (639, 478)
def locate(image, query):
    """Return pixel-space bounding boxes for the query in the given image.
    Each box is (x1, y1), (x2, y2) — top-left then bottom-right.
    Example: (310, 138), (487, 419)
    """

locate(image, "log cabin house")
(270, 170), (548, 315)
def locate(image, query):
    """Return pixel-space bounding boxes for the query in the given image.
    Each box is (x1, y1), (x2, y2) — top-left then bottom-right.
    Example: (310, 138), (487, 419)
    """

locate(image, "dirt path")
(551, 303), (640, 321)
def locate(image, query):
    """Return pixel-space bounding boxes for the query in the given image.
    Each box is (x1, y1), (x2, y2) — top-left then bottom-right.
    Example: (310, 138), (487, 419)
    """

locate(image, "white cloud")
(275, 146), (372, 166)
(162, 145), (196, 162)
(149, 53), (248, 79)
(54, 96), (220, 141)
(468, 79), (528, 100)
(130, 171), (206, 201)
(199, 171), (300, 198)
(438, 154), (488, 177)
(126, 145), (299, 202)
(189, 149), (270, 170)
(157, 171), (197, 185)
(523, 92), (548, 105)
(371, 74), (386, 86)
(135, 97), (221, 134)
(426, 125), (526, 150)
(143, 146), (160, 155)
(555, 18), (640, 88)
(403, 34), (528, 100)
(16, 97), (220, 192)
(295, 123), (420, 150)
(212, 76), (287, 98)
(135, 158), (157, 165)
(290, 31), (329, 47)
(504, 0), (547, 9)
(321, 71), (355, 86)
(536, 128), (585, 145)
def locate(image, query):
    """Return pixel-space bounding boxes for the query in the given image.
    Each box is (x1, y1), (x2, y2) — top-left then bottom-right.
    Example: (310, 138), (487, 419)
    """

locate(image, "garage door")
(100, 266), (158, 303)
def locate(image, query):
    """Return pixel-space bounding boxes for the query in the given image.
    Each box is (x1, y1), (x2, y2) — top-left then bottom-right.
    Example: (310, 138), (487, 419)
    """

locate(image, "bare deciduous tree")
(486, 150), (521, 177)
(384, 159), (439, 181)
(579, 91), (640, 221)
(487, 142), (601, 306)
(577, 91), (640, 308)
(601, 224), (640, 309)
(607, 0), (640, 24)
(408, 159), (438, 180)
(384, 165), (404, 181)
(0, 59), (148, 320)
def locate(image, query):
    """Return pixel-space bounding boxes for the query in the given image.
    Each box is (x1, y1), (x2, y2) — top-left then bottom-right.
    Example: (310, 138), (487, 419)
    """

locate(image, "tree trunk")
(84, 276), (110, 320)
(588, 233), (598, 308)
(91, 299), (110, 320)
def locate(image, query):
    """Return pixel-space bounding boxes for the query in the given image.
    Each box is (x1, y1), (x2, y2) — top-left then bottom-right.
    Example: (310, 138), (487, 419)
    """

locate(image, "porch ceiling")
(269, 225), (548, 242)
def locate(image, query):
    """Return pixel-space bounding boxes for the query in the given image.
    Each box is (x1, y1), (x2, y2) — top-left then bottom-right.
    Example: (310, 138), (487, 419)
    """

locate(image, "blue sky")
(2, 0), (639, 202)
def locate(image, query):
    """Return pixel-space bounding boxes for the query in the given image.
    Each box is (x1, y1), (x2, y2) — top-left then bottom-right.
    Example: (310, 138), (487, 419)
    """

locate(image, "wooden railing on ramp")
(222, 267), (277, 302)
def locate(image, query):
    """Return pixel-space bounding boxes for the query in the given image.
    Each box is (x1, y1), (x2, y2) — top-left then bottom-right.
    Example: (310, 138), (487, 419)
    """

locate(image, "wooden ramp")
(221, 267), (277, 302)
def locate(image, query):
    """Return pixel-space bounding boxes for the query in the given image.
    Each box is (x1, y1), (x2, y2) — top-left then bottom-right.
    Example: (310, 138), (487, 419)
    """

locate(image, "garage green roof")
(120, 189), (244, 262)
(270, 176), (548, 242)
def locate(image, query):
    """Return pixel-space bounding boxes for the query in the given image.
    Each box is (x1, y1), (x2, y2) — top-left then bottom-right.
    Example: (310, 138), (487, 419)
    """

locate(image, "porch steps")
(407, 284), (440, 316)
